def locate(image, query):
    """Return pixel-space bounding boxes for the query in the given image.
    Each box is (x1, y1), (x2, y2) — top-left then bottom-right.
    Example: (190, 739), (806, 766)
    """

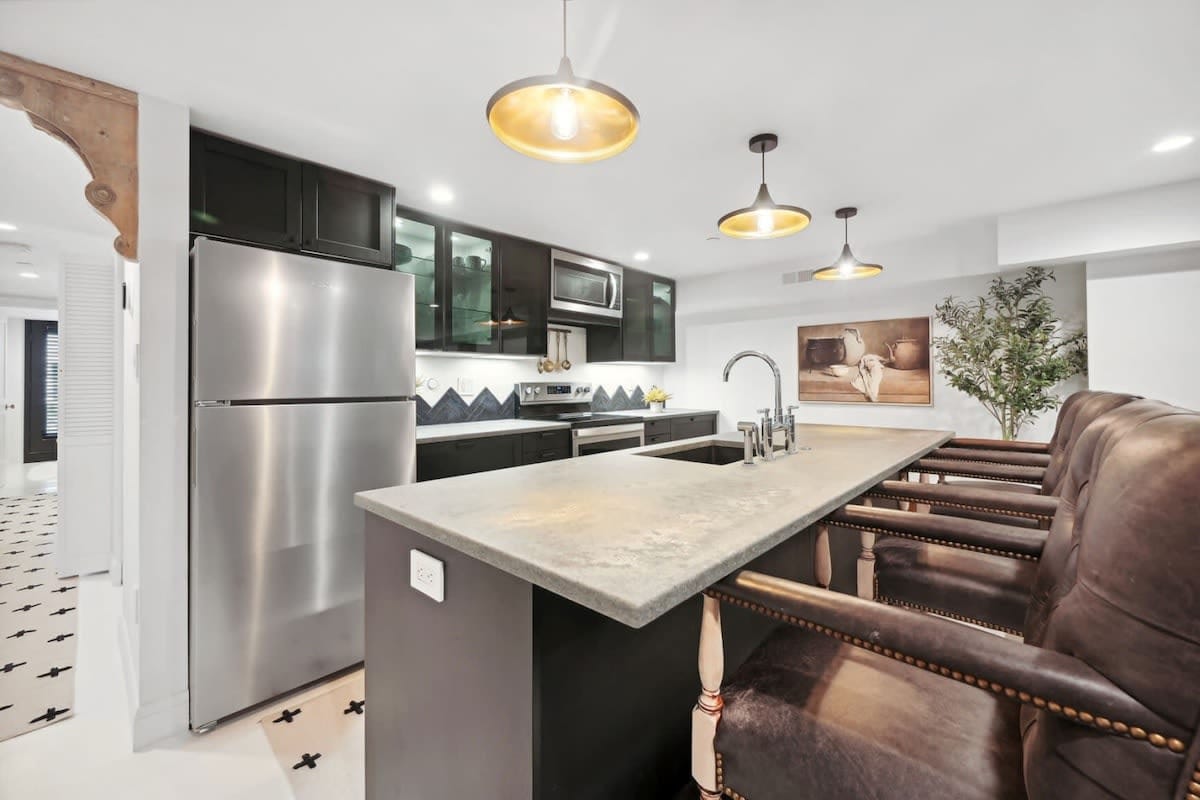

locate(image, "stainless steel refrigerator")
(189, 238), (415, 729)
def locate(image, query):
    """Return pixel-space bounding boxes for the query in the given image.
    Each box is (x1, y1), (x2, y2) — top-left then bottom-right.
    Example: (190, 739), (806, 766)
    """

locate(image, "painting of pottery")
(797, 317), (932, 405)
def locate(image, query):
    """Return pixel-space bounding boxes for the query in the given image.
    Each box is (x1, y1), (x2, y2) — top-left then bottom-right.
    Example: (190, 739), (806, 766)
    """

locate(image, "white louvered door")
(55, 259), (118, 578)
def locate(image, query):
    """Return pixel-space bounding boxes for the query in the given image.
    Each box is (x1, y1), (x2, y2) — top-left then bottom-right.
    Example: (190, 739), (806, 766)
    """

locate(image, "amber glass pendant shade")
(811, 207), (883, 281)
(717, 133), (810, 240)
(486, 2), (639, 164)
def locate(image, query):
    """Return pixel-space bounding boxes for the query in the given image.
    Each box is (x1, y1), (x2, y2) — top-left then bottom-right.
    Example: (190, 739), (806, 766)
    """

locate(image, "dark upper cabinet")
(585, 267), (676, 363)
(444, 224), (500, 353)
(649, 275), (676, 362)
(190, 131), (302, 249)
(498, 237), (550, 357)
(393, 209), (444, 350)
(394, 207), (550, 356)
(189, 129), (394, 268)
(302, 164), (394, 266)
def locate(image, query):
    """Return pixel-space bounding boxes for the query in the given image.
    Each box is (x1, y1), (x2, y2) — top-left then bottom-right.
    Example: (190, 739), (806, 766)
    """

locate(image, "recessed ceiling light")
(0, 222), (17, 232)
(19, 271), (39, 279)
(1152, 135), (1194, 153)
(430, 185), (454, 205)
(633, 251), (650, 262)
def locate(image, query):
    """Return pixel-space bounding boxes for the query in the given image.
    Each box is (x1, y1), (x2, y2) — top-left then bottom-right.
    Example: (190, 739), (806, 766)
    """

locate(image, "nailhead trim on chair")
(1187, 757), (1200, 800)
(821, 519), (1040, 561)
(876, 594), (1025, 637)
(704, 589), (1189, 755)
(916, 467), (1038, 484)
(861, 490), (1053, 523)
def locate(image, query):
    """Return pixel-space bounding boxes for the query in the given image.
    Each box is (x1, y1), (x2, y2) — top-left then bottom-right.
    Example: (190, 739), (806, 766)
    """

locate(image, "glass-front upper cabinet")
(393, 211), (443, 350)
(445, 227), (499, 352)
(650, 277), (676, 362)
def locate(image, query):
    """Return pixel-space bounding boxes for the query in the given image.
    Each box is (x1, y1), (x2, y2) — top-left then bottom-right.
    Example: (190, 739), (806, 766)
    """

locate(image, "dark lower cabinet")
(417, 435), (521, 482)
(302, 164), (393, 266)
(416, 429), (571, 481)
(190, 129), (394, 268)
(670, 414), (716, 440)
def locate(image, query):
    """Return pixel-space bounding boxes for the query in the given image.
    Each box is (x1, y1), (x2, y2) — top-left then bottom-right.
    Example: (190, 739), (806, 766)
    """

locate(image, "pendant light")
(812, 207), (883, 280)
(486, 0), (640, 164)
(717, 133), (811, 239)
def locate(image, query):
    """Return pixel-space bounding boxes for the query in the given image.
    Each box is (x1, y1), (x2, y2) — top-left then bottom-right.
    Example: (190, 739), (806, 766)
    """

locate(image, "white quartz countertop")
(415, 418), (569, 443)
(358, 423), (953, 627)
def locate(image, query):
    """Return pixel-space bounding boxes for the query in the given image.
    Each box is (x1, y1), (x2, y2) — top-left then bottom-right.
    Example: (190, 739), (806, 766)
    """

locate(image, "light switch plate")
(410, 549), (445, 603)
(457, 377), (476, 396)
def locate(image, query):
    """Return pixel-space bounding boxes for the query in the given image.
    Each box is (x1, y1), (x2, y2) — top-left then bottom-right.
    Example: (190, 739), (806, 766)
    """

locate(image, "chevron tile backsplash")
(416, 385), (651, 425)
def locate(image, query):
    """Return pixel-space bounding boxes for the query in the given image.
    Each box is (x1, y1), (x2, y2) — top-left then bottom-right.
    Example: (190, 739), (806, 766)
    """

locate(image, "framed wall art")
(797, 316), (932, 405)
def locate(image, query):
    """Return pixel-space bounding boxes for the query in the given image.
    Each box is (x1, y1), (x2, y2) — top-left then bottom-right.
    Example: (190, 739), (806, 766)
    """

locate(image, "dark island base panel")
(416, 385), (651, 425)
(365, 514), (861, 799)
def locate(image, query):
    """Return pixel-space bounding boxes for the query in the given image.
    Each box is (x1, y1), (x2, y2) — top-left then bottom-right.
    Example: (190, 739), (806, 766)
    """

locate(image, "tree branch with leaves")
(933, 267), (1087, 440)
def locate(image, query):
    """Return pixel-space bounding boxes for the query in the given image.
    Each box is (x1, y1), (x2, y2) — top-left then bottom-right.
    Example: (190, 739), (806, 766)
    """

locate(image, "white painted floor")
(0, 462), (309, 799)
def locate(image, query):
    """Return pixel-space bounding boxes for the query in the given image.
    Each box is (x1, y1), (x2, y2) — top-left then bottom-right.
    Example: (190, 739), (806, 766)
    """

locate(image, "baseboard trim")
(116, 612), (138, 719)
(116, 613), (190, 750)
(131, 688), (190, 751)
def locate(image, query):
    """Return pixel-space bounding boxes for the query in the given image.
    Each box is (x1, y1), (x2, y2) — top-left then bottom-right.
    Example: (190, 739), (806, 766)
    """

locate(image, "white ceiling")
(0, 105), (115, 299)
(2, 0), (1198, 279)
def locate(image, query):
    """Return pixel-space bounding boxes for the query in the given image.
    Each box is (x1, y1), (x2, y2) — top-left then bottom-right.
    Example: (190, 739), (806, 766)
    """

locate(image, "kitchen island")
(356, 423), (952, 799)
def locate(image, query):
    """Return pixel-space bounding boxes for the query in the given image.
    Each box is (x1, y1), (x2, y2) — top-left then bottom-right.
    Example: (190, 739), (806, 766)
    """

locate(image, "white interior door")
(55, 259), (117, 577)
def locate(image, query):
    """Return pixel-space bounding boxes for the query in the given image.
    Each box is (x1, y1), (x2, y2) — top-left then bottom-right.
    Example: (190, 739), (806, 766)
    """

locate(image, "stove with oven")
(516, 382), (645, 457)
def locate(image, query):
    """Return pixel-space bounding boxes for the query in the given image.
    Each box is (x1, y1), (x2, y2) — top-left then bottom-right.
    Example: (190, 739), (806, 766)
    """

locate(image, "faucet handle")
(786, 404), (799, 413)
(757, 407), (771, 417)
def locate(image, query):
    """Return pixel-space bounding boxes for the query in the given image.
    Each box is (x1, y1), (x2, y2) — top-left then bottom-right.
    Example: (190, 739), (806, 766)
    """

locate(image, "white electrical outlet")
(457, 377), (477, 396)
(410, 549), (445, 603)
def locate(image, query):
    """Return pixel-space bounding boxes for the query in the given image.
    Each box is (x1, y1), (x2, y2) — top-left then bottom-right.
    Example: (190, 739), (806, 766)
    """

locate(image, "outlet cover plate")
(410, 549), (445, 603)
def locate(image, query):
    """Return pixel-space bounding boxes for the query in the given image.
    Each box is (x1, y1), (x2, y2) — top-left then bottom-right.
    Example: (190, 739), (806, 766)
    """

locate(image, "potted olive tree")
(933, 266), (1087, 440)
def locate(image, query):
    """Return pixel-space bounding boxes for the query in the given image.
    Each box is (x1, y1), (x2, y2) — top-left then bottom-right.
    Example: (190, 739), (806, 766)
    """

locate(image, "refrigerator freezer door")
(189, 400), (415, 728)
(191, 238), (415, 402)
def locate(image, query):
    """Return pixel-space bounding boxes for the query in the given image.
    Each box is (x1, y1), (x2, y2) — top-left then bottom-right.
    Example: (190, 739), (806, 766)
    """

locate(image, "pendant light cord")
(562, 0), (567, 59)
(761, 149), (766, 185)
(844, 216), (849, 245)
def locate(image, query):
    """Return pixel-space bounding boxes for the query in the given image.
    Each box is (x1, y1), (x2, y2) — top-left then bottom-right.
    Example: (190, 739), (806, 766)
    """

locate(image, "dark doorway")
(24, 320), (59, 463)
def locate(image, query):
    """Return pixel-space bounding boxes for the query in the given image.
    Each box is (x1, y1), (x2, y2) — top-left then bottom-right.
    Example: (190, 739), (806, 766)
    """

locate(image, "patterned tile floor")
(259, 670), (365, 800)
(0, 493), (78, 743)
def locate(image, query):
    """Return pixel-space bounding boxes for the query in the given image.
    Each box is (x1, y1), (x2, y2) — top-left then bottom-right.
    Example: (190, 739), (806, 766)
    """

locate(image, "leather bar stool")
(829, 399), (1184, 635)
(691, 409), (1200, 800)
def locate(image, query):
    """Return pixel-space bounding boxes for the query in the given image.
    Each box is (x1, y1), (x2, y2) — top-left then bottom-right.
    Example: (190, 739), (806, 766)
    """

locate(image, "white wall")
(998, 179), (1200, 266)
(1086, 247), (1200, 410)
(119, 93), (191, 748)
(415, 324), (665, 409)
(666, 250), (1087, 443)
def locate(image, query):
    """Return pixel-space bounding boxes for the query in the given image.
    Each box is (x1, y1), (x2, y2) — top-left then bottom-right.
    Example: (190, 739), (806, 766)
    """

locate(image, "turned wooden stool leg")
(692, 595), (725, 799)
(913, 472), (938, 513)
(856, 497), (876, 599)
(815, 523), (832, 590)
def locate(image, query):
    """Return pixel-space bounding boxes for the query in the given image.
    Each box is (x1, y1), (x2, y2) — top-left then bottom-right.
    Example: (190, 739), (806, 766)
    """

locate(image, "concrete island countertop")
(358, 423), (953, 627)
(415, 418), (569, 444)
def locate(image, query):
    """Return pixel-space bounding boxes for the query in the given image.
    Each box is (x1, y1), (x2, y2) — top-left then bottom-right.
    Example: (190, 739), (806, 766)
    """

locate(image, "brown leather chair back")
(1020, 406), (1200, 798)
(1039, 391), (1140, 496)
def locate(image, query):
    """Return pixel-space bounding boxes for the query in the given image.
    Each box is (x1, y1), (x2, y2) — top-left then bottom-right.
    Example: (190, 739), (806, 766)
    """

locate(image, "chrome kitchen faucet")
(722, 350), (800, 461)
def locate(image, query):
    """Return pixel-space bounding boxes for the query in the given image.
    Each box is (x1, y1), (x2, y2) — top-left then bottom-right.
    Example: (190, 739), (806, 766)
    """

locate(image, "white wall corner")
(997, 179), (1200, 266)
(129, 91), (191, 746)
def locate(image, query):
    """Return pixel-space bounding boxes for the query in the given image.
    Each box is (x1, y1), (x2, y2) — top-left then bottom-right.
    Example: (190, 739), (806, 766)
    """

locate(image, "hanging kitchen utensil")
(560, 330), (572, 370)
(549, 330), (562, 372)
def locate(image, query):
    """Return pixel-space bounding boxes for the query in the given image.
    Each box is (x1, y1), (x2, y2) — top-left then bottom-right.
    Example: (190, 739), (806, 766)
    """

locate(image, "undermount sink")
(640, 441), (747, 466)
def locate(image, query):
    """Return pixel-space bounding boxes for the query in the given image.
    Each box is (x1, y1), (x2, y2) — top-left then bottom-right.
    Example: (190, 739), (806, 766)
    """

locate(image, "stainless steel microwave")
(550, 249), (623, 320)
